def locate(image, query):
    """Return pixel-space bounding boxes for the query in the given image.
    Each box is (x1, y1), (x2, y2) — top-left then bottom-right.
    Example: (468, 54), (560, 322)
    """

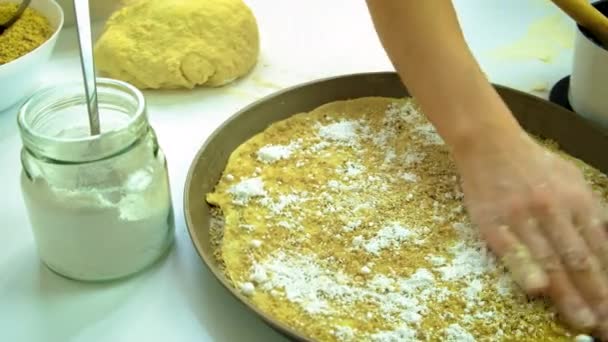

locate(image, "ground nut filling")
(207, 97), (608, 341)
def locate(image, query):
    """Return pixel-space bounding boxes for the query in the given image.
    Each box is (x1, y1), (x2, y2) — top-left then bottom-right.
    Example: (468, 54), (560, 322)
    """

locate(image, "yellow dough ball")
(93, 0), (260, 89)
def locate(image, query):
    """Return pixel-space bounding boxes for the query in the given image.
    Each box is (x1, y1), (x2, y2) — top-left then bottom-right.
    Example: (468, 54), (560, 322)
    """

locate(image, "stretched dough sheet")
(185, 72), (608, 342)
(206, 96), (608, 341)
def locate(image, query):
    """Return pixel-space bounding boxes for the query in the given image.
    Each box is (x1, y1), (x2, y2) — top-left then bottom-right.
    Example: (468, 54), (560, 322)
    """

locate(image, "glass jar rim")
(17, 78), (148, 163)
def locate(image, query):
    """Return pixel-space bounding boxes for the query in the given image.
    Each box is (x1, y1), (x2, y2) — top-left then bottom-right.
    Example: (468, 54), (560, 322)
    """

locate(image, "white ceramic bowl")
(0, 0), (63, 113)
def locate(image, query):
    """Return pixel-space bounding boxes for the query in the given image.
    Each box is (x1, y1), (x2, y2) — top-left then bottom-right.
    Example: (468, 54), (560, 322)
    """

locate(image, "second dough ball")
(94, 0), (260, 89)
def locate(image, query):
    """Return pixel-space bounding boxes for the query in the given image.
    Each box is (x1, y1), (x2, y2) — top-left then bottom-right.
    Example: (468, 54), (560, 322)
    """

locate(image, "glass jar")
(18, 78), (174, 282)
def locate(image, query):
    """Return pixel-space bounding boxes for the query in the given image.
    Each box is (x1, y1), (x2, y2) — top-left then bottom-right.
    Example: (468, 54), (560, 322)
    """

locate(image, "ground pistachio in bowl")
(0, 2), (53, 65)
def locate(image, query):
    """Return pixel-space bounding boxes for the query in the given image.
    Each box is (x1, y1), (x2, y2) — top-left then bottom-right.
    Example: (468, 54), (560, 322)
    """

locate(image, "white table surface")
(0, 1), (579, 341)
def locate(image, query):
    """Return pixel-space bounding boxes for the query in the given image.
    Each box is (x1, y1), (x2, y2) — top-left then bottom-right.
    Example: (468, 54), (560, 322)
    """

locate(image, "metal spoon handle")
(73, 0), (100, 136)
(2, 0), (31, 28)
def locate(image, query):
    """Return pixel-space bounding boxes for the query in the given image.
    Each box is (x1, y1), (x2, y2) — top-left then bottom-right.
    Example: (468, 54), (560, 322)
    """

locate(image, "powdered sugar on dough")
(257, 142), (300, 163)
(229, 177), (266, 205)
(361, 223), (418, 255)
(318, 120), (360, 145)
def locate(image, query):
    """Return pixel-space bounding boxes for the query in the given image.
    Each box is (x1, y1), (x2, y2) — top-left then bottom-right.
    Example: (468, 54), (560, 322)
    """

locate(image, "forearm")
(365, 1), (524, 157)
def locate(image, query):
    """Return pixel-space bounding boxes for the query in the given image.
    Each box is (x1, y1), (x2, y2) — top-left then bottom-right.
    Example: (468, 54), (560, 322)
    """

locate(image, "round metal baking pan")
(184, 72), (608, 341)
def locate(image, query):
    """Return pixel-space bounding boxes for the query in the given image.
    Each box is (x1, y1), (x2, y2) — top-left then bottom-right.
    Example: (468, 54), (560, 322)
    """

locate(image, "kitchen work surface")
(0, 1), (580, 341)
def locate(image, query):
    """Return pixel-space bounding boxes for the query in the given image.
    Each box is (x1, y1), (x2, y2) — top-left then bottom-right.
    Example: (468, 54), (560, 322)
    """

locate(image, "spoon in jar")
(0, 0), (32, 35)
(73, 0), (100, 135)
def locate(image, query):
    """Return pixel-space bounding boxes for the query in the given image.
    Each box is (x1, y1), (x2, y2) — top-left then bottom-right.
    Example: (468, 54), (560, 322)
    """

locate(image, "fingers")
(486, 219), (596, 330)
(509, 218), (551, 295)
(573, 198), (608, 338)
(546, 260), (598, 330)
(575, 199), (608, 272)
(481, 224), (547, 293)
(540, 212), (606, 331)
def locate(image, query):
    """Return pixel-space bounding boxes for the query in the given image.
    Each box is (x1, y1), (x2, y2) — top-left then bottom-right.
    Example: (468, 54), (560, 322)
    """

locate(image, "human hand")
(454, 131), (608, 338)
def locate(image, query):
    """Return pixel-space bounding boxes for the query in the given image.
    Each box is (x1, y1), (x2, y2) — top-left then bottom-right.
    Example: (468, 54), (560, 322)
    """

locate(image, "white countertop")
(0, 1), (578, 341)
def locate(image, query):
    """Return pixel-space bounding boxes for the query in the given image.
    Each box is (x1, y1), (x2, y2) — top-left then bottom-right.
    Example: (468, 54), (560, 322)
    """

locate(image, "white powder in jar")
(21, 131), (174, 281)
